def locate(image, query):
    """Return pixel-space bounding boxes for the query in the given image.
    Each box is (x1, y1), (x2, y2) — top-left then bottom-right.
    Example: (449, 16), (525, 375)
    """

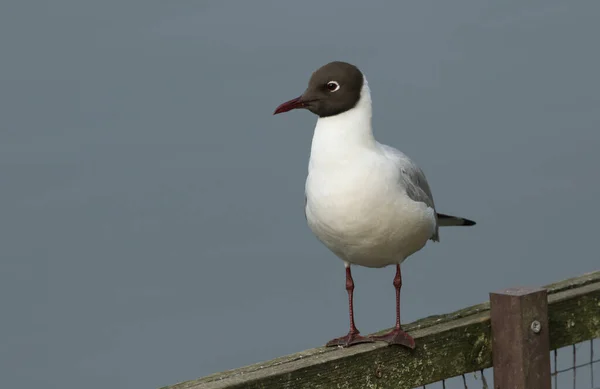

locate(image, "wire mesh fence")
(552, 339), (600, 389)
(414, 339), (600, 389)
(414, 369), (492, 389)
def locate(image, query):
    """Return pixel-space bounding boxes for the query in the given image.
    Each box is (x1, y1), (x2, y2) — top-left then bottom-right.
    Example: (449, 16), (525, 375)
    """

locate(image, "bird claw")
(369, 328), (416, 349)
(325, 331), (374, 348)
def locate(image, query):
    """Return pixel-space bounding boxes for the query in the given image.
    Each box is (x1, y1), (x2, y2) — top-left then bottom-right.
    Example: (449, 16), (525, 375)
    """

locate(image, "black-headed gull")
(274, 61), (476, 349)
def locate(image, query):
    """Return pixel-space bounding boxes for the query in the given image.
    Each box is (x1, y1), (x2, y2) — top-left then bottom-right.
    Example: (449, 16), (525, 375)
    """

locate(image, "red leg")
(369, 264), (415, 349)
(326, 267), (374, 347)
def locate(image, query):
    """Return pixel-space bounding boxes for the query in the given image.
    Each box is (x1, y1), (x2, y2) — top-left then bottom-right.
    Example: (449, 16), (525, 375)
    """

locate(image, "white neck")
(309, 77), (376, 167)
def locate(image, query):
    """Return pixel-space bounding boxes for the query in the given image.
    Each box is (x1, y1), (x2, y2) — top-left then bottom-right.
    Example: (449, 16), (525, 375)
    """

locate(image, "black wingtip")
(437, 213), (477, 226)
(462, 218), (476, 226)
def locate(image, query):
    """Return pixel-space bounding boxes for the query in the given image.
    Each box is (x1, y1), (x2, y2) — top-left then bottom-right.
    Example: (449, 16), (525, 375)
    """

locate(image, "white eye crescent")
(326, 81), (340, 92)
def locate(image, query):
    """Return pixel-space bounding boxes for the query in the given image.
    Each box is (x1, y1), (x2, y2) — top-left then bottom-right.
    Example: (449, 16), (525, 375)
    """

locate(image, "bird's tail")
(437, 213), (476, 227)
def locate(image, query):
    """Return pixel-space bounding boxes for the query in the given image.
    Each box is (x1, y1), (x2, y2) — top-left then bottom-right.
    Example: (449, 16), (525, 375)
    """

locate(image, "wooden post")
(490, 287), (551, 389)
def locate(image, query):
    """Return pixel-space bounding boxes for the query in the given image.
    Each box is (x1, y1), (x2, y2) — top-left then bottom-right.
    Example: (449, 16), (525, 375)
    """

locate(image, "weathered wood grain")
(162, 271), (600, 389)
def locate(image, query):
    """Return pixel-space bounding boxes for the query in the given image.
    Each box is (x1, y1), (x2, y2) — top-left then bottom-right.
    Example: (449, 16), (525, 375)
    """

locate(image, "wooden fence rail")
(162, 271), (600, 389)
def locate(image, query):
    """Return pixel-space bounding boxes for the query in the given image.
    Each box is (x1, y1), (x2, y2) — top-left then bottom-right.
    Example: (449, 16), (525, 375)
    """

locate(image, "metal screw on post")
(531, 320), (542, 334)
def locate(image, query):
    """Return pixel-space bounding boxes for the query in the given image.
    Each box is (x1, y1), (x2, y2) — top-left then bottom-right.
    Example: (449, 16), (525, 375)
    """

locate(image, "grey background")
(1, 1), (599, 388)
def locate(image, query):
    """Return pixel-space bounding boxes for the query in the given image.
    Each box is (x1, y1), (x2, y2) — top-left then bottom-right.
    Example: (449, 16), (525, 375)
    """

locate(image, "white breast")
(305, 153), (435, 268)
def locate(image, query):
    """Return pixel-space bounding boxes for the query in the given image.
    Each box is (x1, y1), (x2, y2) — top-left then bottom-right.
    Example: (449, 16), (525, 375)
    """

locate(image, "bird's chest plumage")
(305, 159), (435, 268)
(306, 160), (389, 229)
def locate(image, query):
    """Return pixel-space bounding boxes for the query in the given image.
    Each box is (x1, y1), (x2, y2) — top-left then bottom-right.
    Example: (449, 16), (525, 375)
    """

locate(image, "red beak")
(273, 96), (305, 115)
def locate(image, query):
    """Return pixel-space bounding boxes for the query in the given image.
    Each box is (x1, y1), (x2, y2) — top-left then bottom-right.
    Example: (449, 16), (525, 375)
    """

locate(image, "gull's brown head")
(273, 61), (364, 118)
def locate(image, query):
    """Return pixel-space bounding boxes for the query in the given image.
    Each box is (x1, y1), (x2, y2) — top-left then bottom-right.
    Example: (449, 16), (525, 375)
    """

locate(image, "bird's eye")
(326, 81), (340, 92)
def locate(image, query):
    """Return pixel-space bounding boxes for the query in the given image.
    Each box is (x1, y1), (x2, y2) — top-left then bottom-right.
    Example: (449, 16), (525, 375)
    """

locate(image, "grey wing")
(380, 145), (440, 241)
(400, 163), (436, 211)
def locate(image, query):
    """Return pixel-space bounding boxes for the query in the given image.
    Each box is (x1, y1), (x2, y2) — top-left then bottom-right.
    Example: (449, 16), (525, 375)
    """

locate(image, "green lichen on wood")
(163, 271), (600, 389)
(548, 282), (600, 350)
